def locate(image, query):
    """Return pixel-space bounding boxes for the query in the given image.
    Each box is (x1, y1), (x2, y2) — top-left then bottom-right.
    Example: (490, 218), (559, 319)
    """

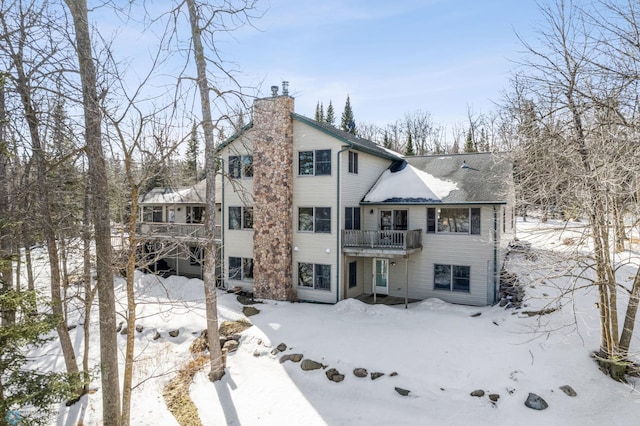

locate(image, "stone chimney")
(251, 84), (295, 301)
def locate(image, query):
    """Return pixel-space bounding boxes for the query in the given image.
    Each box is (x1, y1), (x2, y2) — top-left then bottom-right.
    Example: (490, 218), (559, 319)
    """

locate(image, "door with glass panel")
(374, 258), (389, 295)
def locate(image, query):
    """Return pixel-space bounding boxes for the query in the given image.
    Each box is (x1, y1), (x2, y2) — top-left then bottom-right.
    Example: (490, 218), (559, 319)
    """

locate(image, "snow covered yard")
(33, 219), (640, 425)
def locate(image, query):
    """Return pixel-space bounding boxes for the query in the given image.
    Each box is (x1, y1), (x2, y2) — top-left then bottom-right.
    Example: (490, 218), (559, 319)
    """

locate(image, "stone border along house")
(139, 82), (516, 306)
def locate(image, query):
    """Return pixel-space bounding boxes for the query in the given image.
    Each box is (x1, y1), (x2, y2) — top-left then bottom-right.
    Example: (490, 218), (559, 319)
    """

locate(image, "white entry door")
(374, 258), (389, 295)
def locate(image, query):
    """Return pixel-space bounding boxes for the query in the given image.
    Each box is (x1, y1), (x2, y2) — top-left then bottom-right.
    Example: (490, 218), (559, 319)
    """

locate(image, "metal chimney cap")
(271, 85), (279, 97)
(282, 81), (289, 96)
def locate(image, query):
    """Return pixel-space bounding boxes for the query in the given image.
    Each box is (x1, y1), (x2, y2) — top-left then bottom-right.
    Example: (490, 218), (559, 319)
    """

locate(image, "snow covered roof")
(362, 153), (511, 205)
(139, 179), (210, 205)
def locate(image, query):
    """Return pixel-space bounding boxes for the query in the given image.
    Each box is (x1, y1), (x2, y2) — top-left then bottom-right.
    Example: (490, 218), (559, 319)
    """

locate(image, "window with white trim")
(229, 155), (253, 178)
(427, 207), (480, 234)
(228, 206), (253, 230)
(298, 262), (331, 291)
(229, 257), (253, 281)
(348, 151), (358, 174)
(298, 149), (331, 176)
(142, 206), (163, 222)
(434, 264), (470, 292)
(186, 206), (204, 223)
(298, 207), (331, 233)
(344, 207), (361, 230)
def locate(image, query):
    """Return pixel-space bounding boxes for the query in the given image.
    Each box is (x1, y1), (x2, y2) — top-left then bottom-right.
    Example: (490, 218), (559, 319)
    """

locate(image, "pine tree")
(464, 129), (476, 153)
(0, 289), (79, 424)
(341, 95), (356, 134)
(314, 102), (324, 122)
(404, 131), (415, 156)
(325, 101), (335, 126)
(383, 131), (392, 149)
(185, 123), (199, 183)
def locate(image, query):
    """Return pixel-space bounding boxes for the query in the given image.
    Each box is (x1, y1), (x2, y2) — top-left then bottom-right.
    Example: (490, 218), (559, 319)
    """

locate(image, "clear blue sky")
(217, 0), (544, 129)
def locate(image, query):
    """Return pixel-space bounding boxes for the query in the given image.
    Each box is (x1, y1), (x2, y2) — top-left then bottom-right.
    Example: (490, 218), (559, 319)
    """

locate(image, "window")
(298, 262), (331, 291)
(243, 155), (253, 177)
(298, 149), (331, 176)
(142, 206), (163, 222)
(380, 209), (407, 230)
(348, 261), (357, 288)
(229, 155), (253, 178)
(345, 207), (361, 230)
(348, 151), (358, 174)
(189, 246), (203, 265)
(186, 206), (204, 223)
(427, 207), (480, 234)
(229, 155), (241, 178)
(228, 206), (253, 230)
(434, 264), (470, 292)
(229, 257), (253, 281)
(298, 207), (331, 233)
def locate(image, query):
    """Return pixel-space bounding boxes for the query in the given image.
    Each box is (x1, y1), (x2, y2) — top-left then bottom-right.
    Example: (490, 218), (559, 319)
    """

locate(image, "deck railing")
(135, 223), (220, 240)
(342, 229), (422, 250)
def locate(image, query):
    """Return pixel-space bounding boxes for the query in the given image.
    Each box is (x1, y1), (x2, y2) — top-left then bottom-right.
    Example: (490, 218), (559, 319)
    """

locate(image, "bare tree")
(181, 0), (259, 382)
(508, 0), (640, 380)
(0, 0), (81, 384)
(63, 0), (121, 422)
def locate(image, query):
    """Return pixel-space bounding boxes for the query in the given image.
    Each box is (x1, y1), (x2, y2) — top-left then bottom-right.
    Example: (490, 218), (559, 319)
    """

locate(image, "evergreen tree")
(464, 129), (476, 153)
(314, 102), (324, 122)
(404, 131), (415, 156)
(383, 131), (392, 149)
(341, 95), (356, 134)
(325, 101), (335, 126)
(185, 123), (199, 183)
(0, 288), (79, 424)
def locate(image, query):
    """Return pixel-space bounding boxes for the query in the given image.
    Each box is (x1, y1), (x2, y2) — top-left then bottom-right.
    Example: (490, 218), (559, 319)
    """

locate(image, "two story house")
(214, 84), (515, 306)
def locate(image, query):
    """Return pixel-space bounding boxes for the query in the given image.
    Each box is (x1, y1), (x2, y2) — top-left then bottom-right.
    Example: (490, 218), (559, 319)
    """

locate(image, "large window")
(427, 207), (480, 234)
(229, 155), (253, 178)
(186, 206), (205, 224)
(229, 257), (253, 281)
(298, 262), (331, 291)
(142, 206), (163, 222)
(348, 151), (358, 174)
(298, 207), (331, 233)
(345, 207), (361, 230)
(299, 149), (331, 176)
(380, 209), (407, 230)
(434, 264), (470, 292)
(229, 206), (253, 230)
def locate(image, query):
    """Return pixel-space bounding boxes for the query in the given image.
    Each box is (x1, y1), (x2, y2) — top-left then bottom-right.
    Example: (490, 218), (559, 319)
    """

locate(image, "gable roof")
(215, 114), (402, 162)
(291, 114), (402, 161)
(139, 179), (208, 205)
(362, 153), (512, 205)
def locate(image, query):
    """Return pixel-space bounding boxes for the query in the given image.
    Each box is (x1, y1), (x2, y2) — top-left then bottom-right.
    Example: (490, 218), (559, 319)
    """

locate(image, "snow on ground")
(20, 219), (640, 425)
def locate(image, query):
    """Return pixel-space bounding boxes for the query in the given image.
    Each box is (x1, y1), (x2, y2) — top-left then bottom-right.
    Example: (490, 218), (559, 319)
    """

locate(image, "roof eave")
(292, 114), (402, 161)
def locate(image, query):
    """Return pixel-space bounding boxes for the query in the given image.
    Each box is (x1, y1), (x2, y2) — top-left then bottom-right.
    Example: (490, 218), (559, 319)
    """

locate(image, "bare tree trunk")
(121, 182), (139, 426)
(0, 74), (13, 327)
(81, 178), (96, 392)
(186, 0), (225, 382)
(63, 0), (121, 422)
(23, 232), (34, 292)
(12, 41), (79, 380)
(619, 269), (640, 354)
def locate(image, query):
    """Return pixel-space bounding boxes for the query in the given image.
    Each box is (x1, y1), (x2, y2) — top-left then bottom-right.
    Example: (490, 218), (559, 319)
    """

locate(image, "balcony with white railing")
(341, 229), (423, 256)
